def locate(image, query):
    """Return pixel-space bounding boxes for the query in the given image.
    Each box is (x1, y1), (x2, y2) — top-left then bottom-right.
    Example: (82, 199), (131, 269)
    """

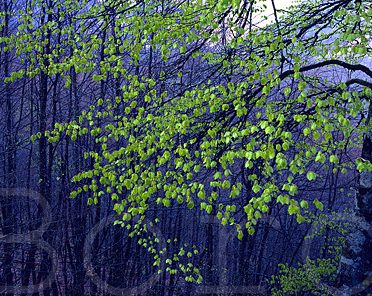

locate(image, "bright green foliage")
(270, 258), (337, 296)
(269, 211), (349, 295)
(3, 0), (372, 282)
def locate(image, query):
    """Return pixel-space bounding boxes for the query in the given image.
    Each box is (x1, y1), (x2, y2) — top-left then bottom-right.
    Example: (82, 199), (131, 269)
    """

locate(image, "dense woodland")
(1, 0), (372, 295)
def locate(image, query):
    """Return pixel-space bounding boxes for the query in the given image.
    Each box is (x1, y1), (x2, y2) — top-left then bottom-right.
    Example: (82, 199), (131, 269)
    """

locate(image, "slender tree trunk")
(168, 208), (181, 296)
(36, 1), (53, 293)
(1, 1), (15, 293)
(205, 209), (216, 296)
(21, 79), (38, 296)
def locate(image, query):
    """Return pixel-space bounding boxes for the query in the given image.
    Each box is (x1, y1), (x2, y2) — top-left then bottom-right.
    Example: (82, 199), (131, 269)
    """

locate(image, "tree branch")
(279, 59), (372, 81)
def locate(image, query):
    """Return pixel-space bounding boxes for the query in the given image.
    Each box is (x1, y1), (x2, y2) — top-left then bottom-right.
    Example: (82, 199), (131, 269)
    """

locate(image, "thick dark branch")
(279, 59), (372, 81)
(346, 78), (372, 89)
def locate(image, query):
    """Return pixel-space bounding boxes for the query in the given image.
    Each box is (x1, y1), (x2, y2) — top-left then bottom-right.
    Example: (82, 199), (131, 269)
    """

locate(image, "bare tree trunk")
(36, 1), (53, 294)
(1, 0), (15, 294)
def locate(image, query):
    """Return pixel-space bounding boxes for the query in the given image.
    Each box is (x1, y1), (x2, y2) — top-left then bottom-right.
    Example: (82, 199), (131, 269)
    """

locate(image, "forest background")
(1, 0), (372, 295)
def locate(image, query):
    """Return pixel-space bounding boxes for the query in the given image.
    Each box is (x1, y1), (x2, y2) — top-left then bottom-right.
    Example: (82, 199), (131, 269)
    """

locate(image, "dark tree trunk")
(36, 2), (53, 293)
(1, 1), (15, 294)
(336, 102), (372, 295)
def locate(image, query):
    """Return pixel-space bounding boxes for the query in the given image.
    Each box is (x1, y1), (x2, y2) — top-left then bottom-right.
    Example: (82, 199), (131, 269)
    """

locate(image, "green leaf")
(314, 199), (324, 211)
(303, 128), (311, 136)
(163, 199), (170, 207)
(288, 204), (298, 215)
(300, 200), (308, 209)
(307, 171), (315, 181)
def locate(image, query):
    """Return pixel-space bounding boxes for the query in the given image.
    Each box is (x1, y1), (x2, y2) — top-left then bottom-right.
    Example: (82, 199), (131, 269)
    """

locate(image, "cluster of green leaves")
(269, 210), (350, 295)
(24, 0), (372, 234)
(4, 0), (372, 281)
(270, 258), (337, 296)
(115, 217), (203, 283)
